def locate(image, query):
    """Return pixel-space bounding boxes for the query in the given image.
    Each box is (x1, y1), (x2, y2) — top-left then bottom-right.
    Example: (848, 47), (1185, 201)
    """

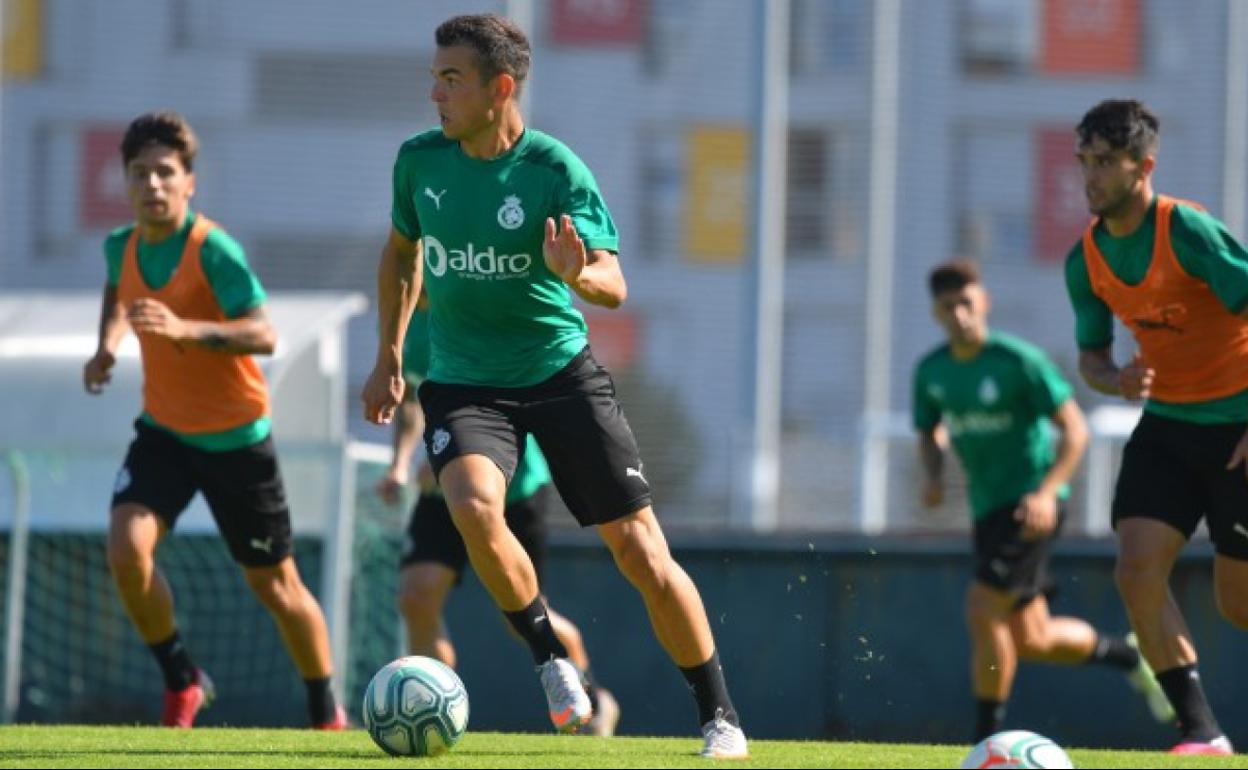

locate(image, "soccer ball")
(362, 655), (470, 757)
(961, 730), (1074, 769)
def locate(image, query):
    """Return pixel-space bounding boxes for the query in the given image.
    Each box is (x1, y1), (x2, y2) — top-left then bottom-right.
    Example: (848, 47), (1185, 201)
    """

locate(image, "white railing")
(859, 404), (1141, 536)
(3, 451), (31, 723)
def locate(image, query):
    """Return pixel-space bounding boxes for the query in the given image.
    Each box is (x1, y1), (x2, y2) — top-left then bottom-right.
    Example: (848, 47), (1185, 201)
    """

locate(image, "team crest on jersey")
(978, 376), (1000, 405)
(497, 195), (525, 230)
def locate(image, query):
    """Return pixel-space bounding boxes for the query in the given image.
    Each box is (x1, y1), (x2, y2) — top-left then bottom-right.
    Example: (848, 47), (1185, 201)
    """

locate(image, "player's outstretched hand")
(83, 350), (116, 394)
(543, 214), (587, 285)
(375, 464), (408, 506)
(1226, 425), (1248, 481)
(362, 364), (404, 425)
(1117, 354), (1154, 402)
(1014, 491), (1058, 540)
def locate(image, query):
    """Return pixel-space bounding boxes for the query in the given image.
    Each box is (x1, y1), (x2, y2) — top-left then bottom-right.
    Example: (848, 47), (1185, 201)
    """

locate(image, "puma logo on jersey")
(424, 187), (447, 210)
(250, 537), (273, 554)
(1132, 303), (1187, 335)
(1234, 523), (1248, 540)
(626, 466), (648, 485)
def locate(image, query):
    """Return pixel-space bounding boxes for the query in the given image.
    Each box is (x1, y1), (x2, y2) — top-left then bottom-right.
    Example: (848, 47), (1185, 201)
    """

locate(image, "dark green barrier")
(7, 529), (1243, 751)
(435, 533), (1245, 751)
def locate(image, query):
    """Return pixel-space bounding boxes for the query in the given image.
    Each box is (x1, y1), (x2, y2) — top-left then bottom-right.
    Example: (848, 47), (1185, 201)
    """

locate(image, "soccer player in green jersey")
(914, 260), (1169, 742)
(376, 302), (620, 737)
(361, 15), (745, 757)
(1065, 99), (1248, 755)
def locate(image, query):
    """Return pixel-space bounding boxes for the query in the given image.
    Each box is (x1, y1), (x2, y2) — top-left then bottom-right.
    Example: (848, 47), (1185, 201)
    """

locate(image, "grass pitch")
(0, 726), (1244, 768)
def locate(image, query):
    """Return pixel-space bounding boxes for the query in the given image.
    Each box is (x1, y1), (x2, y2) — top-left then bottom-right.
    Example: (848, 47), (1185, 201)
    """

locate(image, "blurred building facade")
(3, 0), (1245, 530)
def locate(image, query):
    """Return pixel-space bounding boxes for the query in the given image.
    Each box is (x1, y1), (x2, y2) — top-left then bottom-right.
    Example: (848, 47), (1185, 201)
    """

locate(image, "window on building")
(790, 0), (866, 76)
(959, 0), (1038, 75)
(954, 125), (1033, 260)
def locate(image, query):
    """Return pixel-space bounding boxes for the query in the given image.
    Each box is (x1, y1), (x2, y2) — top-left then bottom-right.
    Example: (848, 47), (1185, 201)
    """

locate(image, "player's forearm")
(918, 432), (944, 484)
(1039, 430), (1086, 498)
(377, 238), (420, 369)
(183, 316), (277, 355)
(568, 255), (627, 309)
(97, 284), (129, 355)
(1078, 349), (1122, 396)
(391, 396), (424, 472)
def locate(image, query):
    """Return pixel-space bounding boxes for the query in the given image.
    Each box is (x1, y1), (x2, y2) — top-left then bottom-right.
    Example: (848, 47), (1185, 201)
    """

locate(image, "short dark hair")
(120, 110), (198, 171)
(435, 14), (530, 92)
(1076, 99), (1160, 160)
(928, 260), (981, 297)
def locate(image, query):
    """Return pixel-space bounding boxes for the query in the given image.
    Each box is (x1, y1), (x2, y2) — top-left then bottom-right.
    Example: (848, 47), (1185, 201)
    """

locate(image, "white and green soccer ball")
(362, 655), (470, 757)
(961, 730), (1074, 769)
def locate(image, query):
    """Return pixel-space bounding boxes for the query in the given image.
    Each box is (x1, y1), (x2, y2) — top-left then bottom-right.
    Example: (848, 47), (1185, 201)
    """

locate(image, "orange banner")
(583, 309), (639, 371)
(1040, 0), (1138, 75)
(550, 0), (644, 46)
(1034, 127), (1092, 262)
(80, 127), (131, 229)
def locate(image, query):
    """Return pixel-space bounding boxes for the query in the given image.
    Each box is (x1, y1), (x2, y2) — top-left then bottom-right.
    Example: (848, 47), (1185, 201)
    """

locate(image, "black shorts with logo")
(417, 346), (652, 527)
(972, 503), (1064, 607)
(400, 483), (553, 585)
(1113, 411), (1248, 560)
(110, 420), (293, 567)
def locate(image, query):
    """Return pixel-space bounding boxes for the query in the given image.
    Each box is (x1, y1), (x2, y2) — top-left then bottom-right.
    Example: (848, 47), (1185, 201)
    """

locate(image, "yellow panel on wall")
(2, 0), (42, 81)
(685, 125), (749, 263)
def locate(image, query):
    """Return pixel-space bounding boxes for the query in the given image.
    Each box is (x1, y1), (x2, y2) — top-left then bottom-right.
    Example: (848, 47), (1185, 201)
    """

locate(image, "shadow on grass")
(0, 750), (381, 760)
(0, 745), (654, 760)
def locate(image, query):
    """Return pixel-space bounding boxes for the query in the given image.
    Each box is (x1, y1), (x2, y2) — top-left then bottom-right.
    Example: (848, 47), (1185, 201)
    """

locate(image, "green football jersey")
(401, 310), (433, 389)
(390, 128), (619, 387)
(401, 309), (552, 505)
(913, 331), (1074, 520)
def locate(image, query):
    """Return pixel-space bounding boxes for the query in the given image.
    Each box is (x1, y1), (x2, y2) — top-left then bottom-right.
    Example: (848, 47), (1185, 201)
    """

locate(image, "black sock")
(305, 677), (337, 725)
(582, 667), (600, 711)
(975, 699), (1006, 743)
(503, 597), (568, 665)
(1156, 665), (1223, 743)
(1085, 633), (1140, 671)
(679, 651), (739, 728)
(149, 631), (196, 692)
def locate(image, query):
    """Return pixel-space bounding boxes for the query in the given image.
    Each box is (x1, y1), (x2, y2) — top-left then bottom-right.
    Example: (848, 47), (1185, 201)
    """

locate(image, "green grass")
(0, 726), (1243, 768)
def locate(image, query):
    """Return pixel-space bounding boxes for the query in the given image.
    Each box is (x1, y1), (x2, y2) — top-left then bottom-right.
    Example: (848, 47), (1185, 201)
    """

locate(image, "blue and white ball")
(961, 730), (1074, 769)
(362, 655), (469, 757)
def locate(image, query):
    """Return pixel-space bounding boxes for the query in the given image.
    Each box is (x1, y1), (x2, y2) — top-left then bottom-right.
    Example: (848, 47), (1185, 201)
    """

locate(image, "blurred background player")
(1065, 98), (1248, 755)
(914, 259), (1170, 742)
(376, 299), (620, 737)
(82, 111), (345, 729)
(360, 14), (746, 757)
